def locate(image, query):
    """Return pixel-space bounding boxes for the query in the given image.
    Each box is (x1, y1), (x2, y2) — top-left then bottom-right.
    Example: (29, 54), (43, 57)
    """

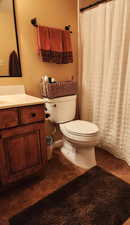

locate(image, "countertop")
(0, 94), (45, 109)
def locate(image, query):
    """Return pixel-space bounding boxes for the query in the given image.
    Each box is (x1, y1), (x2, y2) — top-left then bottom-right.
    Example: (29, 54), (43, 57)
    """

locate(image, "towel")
(37, 26), (73, 64)
(62, 30), (73, 64)
(49, 27), (63, 63)
(9, 50), (21, 77)
(37, 26), (51, 62)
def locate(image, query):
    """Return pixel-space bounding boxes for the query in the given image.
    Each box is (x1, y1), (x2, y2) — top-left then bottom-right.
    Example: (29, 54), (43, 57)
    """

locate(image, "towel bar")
(31, 18), (72, 33)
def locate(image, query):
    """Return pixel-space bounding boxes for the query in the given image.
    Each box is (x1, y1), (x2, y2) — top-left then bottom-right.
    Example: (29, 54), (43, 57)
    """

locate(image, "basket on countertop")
(40, 79), (77, 99)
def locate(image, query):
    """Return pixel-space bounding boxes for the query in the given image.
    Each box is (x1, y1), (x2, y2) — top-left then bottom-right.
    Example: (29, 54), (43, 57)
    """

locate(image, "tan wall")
(79, 0), (111, 9)
(0, 0), (78, 97)
(80, 0), (96, 8)
(0, 0), (17, 75)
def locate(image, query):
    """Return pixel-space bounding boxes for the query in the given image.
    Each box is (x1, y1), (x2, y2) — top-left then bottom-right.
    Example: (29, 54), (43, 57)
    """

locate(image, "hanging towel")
(37, 26), (73, 64)
(37, 26), (51, 62)
(62, 30), (73, 64)
(9, 50), (21, 77)
(49, 27), (63, 64)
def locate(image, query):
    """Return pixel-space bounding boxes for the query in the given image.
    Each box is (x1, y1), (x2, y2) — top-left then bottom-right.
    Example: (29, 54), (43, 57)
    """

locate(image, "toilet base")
(61, 139), (96, 169)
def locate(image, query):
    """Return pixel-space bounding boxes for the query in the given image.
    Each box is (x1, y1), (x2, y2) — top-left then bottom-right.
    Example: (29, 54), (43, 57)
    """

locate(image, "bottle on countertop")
(44, 75), (49, 84)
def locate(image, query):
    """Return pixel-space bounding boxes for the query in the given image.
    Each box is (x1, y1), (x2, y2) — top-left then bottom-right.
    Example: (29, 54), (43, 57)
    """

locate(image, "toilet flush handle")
(52, 104), (56, 107)
(45, 113), (50, 118)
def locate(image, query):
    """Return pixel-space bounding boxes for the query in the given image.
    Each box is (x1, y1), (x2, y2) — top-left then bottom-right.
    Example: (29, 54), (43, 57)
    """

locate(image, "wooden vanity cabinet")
(0, 104), (47, 186)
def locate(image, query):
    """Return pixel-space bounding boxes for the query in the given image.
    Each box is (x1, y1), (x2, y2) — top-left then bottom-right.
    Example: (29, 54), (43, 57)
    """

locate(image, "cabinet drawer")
(0, 109), (18, 129)
(19, 105), (44, 125)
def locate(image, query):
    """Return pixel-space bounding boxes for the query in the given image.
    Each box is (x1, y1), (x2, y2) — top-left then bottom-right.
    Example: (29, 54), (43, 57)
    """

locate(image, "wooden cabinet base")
(0, 105), (47, 187)
(0, 218), (10, 225)
(0, 123), (47, 185)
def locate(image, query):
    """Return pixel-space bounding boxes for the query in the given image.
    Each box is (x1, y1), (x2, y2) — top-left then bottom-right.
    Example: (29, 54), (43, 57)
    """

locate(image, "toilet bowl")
(44, 95), (100, 169)
(60, 120), (100, 169)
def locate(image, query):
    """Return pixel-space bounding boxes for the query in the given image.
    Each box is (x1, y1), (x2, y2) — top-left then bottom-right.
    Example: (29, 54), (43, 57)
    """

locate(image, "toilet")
(44, 95), (100, 169)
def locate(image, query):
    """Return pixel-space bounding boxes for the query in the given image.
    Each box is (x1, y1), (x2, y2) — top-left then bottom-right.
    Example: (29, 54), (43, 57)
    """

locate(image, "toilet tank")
(44, 95), (77, 123)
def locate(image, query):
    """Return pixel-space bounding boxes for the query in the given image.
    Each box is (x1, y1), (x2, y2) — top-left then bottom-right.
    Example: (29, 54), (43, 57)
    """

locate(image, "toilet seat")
(60, 120), (99, 136)
(60, 120), (99, 143)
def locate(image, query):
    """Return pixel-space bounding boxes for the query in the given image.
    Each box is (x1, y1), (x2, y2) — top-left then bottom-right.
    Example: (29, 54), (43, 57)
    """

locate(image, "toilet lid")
(61, 120), (99, 136)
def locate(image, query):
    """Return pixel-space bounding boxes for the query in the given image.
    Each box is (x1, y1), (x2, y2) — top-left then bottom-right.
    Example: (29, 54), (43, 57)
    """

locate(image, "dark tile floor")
(0, 148), (130, 225)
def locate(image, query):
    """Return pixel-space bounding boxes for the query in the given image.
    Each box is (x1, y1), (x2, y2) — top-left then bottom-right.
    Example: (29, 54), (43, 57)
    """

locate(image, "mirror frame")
(1, 0), (22, 77)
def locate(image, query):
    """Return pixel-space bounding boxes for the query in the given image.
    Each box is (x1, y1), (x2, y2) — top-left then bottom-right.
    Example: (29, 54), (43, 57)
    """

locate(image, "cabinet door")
(0, 123), (47, 185)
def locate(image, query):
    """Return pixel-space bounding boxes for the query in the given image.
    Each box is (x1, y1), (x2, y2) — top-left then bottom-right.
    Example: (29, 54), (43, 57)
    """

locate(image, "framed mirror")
(0, 0), (22, 77)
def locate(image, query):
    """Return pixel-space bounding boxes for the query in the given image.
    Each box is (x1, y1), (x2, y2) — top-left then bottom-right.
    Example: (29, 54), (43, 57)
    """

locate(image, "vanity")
(0, 86), (47, 186)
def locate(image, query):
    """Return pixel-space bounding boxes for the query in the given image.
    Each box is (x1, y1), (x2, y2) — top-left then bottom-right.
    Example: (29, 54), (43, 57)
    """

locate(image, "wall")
(0, 0), (78, 97)
(80, 0), (105, 9)
(0, 0), (17, 76)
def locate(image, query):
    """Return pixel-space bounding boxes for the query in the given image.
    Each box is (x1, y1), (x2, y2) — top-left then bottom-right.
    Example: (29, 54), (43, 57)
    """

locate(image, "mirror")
(0, 0), (22, 77)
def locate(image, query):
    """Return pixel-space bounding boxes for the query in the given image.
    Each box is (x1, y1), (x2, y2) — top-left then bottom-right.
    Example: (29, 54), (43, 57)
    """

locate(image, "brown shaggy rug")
(10, 166), (130, 225)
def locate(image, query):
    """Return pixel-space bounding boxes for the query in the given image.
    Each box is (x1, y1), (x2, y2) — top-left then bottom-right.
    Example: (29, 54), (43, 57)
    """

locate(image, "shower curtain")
(80, 0), (130, 165)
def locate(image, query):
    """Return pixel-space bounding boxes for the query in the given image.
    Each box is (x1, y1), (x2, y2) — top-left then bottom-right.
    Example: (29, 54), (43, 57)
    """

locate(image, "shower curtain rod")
(80, 0), (112, 12)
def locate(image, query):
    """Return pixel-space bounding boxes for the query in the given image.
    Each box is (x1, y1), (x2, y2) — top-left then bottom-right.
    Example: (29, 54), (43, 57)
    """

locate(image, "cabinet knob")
(31, 113), (36, 117)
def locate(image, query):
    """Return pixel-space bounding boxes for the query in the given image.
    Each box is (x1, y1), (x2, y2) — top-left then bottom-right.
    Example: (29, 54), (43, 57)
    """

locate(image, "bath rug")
(9, 166), (130, 225)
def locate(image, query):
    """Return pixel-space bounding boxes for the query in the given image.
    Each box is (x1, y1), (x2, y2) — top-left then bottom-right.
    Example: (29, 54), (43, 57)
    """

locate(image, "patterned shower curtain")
(80, 0), (130, 165)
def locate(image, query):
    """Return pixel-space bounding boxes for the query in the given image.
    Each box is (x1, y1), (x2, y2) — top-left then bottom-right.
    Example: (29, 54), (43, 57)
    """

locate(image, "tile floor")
(0, 148), (130, 225)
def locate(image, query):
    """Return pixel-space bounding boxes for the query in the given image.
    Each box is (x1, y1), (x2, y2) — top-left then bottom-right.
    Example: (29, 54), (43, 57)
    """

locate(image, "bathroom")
(0, 0), (130, 224)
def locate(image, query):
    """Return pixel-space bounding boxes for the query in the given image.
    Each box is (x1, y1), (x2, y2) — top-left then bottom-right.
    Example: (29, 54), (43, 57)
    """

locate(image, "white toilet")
(45, 95), (100, 169)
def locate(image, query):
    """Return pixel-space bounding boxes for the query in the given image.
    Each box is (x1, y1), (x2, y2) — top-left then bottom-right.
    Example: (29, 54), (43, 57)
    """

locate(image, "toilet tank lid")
(44, 95), (77, 103)
(60, 120), (99, 135)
